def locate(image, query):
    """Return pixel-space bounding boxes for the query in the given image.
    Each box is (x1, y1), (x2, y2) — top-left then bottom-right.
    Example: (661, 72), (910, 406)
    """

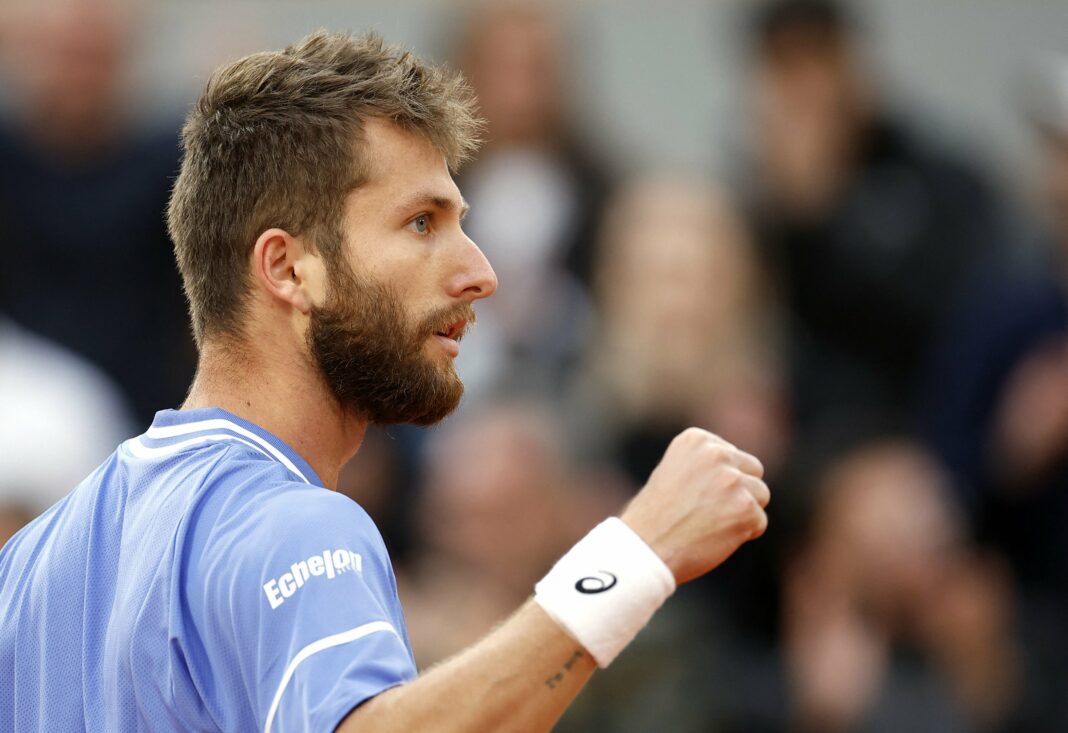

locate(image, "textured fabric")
(535, 518), (675, 667)
(0, 407), (416, 732)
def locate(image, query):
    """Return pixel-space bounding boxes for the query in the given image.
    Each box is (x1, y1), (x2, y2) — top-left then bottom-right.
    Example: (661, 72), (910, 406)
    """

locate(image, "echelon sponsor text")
(263, 549), (364, 609)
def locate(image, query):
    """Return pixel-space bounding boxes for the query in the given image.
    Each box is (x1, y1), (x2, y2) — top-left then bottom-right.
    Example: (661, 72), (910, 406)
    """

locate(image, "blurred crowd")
(2, 0), (1067, 730)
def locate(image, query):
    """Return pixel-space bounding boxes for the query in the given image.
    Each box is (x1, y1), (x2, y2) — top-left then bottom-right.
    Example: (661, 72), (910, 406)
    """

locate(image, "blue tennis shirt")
(0, 407), (417, 732)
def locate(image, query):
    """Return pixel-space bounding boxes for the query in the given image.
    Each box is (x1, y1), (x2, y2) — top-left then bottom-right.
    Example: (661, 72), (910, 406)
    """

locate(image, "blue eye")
(409, 215), (430, 234)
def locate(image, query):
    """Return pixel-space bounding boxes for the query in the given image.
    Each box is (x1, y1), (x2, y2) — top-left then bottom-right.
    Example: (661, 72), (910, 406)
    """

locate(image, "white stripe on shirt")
(263, 621), (400, 733)
(142, 418), (311, 484)
(127, 433), (279, 468)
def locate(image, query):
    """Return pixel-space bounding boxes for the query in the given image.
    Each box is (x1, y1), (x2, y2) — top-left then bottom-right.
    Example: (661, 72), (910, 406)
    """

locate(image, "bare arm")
(338, 428), (769, 732)
(339, 601), (594, 733)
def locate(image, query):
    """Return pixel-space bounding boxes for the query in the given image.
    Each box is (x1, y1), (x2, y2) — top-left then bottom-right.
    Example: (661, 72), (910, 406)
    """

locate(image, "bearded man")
(0, 32), (769, 732)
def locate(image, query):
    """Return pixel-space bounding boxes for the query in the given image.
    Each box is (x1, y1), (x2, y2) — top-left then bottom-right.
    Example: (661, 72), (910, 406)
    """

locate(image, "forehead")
(350, 117), (461, 209)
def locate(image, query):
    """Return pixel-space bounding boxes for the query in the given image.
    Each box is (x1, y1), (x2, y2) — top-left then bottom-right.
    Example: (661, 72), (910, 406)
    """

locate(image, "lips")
(434, 320), (467, 341)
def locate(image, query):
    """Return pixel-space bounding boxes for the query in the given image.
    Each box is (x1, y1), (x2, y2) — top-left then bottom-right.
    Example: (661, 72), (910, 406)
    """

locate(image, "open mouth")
(433, 320), (467, 341)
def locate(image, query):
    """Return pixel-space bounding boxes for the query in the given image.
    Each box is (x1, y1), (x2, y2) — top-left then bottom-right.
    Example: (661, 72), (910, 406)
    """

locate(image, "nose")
(449, 234), (498, 302)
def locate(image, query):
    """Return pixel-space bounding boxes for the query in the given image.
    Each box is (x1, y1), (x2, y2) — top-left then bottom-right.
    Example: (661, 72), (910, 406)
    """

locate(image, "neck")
(182, 337), (367, 489)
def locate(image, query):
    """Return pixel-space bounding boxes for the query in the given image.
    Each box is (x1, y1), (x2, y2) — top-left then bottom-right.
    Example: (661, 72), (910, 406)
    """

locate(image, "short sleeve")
(184, 479), (417, 733)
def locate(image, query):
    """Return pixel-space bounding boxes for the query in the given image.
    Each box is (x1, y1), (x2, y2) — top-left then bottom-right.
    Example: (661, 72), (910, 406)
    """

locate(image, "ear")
(251, 228), (319, 315)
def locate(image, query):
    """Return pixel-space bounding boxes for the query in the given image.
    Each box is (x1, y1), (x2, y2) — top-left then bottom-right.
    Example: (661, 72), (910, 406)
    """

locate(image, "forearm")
(338, 601), (595, 732)
(338, 427), (771, 731)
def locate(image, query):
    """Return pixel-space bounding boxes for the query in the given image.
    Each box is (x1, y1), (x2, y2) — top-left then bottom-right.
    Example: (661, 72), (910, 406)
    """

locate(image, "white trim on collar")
(140, 418), (311, 484)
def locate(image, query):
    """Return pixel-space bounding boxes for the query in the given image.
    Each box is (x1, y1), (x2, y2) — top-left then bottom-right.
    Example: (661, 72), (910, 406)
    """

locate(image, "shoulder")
(188, 460), (388, 578)
(171, 461), (414, 732)
(867, 117), (998, 200)
(196, 452), (377, 538)
(180, 464), (394, 610)
(240, 479), (378, 540)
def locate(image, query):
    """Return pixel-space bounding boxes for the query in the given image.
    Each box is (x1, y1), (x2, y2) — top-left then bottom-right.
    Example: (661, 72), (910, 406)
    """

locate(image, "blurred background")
(2, 0), (1067, 730)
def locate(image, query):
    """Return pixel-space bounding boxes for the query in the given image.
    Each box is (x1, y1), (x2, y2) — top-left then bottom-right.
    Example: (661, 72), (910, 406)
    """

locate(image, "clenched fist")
(621, 427), (770, 585)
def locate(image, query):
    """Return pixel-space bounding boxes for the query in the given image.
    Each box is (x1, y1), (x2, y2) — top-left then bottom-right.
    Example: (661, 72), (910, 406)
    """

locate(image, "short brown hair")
(167, 31), (483, 344)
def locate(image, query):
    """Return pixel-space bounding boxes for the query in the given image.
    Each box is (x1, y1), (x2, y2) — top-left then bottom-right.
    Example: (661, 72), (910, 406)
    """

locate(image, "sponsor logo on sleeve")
(262, 549), (364, 610)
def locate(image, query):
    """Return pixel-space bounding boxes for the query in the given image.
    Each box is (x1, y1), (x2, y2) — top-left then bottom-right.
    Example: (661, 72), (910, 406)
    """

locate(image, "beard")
(307, 257), (473, 426)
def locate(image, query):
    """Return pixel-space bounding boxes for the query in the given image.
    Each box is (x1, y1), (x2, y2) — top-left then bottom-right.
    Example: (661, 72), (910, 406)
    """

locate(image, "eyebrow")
(397, 191), (470, 221)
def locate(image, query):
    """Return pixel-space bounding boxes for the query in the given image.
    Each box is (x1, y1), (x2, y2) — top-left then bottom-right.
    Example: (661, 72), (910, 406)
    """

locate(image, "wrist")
(617, 513), (679, 583)
(533, 517), (676, 667)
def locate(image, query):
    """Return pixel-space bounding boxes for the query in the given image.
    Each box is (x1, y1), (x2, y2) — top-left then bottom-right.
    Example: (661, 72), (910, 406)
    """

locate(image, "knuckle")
(754, 489), (770, 510)
(751, 509), (769, 538)
(730, 485), (756, 514)
(714, 443), (741, 465)
(704, 443), (727, 463)
(725, 465), (746, 485)
(675, 427), (706, 447)
(684, 426), (707, 440)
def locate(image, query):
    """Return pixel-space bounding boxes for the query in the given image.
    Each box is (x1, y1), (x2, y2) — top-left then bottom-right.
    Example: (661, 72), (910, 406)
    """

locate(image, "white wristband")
(534, 517), (676, 667)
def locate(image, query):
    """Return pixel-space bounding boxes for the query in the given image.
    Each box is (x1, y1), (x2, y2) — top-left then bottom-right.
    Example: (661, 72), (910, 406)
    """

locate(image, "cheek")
(400, 286), (446, 333)
(364, 251), (435, 307)
(302, 263), (331, 309)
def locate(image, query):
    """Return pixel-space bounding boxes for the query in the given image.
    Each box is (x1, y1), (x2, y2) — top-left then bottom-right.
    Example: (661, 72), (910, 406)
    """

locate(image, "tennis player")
(0, 32), (769, 732)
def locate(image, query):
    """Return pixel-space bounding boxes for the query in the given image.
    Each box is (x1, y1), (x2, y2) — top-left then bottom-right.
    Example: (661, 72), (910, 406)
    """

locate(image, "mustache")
(419, 303), (478, 341)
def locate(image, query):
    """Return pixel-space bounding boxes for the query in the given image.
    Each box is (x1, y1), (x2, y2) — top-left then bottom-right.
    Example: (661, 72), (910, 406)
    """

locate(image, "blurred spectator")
(566, 176), (792, 730)
(785, 441), (1025, 732)
(0, 0), (193, 422)
(920, 53), (1068, 591)
(0, 316), (134, 545)
(918, 54), (1068, 727)
(739, 0), (1013, 446)
(451, 1), (610, 399)
(575, 175), (787, 485)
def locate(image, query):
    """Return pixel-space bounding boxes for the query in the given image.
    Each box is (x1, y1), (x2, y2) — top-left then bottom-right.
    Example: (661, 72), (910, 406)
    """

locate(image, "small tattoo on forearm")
(544, 650), (584, 690)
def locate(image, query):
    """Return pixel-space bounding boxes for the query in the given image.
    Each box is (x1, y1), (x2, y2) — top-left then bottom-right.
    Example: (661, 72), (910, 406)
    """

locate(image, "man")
(741, 0), (1010, 442)
(0, 0), (193, 422)
(0, 32), (769, 732)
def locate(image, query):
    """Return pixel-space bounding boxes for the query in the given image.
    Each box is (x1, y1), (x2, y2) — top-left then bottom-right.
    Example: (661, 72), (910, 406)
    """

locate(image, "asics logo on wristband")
(575, 571), (618, 594)
(536, 519), (675, 666)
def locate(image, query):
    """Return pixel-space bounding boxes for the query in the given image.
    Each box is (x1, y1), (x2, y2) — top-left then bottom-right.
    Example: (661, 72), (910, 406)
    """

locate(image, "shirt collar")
(143, 407), (325, 487)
